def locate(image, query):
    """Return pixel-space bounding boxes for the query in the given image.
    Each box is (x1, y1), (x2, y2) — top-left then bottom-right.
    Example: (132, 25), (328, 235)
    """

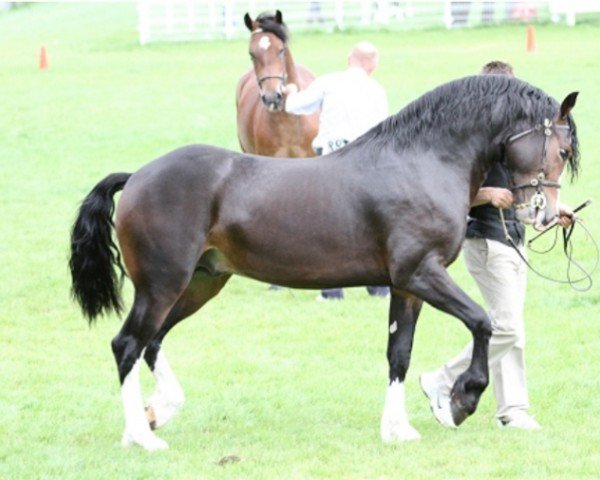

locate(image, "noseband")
(505, 118), (569, 211)
(256, 73), (287, 92)
(250, 28), (287, 95)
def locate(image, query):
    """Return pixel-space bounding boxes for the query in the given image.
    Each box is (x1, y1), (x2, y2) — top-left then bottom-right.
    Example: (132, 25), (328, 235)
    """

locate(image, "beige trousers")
(436, 237), (529, 419)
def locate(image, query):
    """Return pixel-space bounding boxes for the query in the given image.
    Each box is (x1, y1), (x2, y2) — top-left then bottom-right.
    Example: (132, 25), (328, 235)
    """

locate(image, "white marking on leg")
(258, 35), (271, 50)
(380, 379), (421, 442)
(121, 357), (168, 451)
(389, 321), (397, 334)
(146, 350), (185, 429)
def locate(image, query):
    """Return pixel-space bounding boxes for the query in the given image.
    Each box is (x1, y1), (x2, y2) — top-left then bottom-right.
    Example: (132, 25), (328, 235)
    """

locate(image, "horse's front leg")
(380, 293), (423, 442)
(409, 258), (492, 427)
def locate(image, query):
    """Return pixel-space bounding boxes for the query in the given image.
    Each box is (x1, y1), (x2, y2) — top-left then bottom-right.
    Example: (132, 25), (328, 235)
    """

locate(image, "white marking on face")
(258, 35), (271, 50)
(389, 321), (397, 334)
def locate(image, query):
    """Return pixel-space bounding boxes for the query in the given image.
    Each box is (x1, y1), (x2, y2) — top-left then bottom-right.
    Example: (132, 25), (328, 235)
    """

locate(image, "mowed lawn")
(1, 3), (599, 479)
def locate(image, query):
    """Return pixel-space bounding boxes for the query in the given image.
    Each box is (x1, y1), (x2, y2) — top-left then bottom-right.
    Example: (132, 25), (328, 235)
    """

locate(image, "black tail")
(69, 172), (132, 324)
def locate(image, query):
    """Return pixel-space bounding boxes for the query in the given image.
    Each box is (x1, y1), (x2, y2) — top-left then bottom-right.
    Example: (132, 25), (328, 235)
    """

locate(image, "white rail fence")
(137, 0), (600, 44)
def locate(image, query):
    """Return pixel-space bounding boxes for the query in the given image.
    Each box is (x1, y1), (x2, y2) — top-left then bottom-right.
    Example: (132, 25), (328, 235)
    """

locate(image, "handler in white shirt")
(283, 41), (390, 300)
(284, 40), (389, 155)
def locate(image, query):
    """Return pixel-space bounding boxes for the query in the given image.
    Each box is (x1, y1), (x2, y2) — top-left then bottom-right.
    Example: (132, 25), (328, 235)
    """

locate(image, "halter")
(250, 28), (288, 95)
(498, 120), (597, 290)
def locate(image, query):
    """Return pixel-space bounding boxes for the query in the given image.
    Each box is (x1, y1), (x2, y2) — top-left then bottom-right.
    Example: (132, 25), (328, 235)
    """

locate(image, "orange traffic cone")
(39, 44), (49, 70)
(526, 25), (536, 52)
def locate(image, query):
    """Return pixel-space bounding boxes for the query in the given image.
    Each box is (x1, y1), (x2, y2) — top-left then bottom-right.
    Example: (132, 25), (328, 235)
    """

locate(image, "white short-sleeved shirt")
(285, 67), (389, 154)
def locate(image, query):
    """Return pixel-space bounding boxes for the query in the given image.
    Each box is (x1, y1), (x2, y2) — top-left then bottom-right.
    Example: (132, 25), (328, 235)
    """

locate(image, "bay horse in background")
(236, 10), (318, 157)
(69, 75), (580, 450)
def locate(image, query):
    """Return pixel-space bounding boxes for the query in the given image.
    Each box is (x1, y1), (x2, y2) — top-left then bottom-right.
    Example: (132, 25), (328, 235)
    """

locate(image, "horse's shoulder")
(236, 69), (256, 97)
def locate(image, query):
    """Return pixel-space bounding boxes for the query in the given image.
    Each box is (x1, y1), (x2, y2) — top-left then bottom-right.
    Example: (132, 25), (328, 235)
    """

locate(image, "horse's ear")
(244, 13), (253, 31)
(275, 9), (283, 24)
(559, 91), (578, 120)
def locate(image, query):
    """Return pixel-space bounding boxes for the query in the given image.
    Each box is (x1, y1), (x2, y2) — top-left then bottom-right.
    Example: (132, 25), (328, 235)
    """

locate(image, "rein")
(498, 208), (597, 291)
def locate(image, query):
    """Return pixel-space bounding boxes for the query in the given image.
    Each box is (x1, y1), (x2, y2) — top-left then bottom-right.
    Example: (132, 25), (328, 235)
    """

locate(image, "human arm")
(471, 187), (514, 208)
(283, 79), (325, 115)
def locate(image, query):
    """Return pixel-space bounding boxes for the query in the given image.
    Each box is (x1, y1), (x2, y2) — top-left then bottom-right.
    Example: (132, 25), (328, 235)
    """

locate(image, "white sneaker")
(419, 372), (457, 428)
(497, 411), (541, 430)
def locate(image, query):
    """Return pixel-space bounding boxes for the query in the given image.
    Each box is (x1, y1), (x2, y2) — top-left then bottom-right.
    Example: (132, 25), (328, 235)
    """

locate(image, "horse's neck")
(284, 49), (302, 87)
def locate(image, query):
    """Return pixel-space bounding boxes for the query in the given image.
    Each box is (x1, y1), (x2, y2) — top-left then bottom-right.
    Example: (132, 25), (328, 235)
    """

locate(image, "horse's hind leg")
(143, 272), (231, 430)
(380, 293), (423, 442)
(111, 286), (187, 451)
(407, 259), (492, 427)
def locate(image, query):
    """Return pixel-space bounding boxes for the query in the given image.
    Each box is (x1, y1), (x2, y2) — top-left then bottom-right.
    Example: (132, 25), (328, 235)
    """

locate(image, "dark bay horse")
(236, 10), (318, 157)
(69, 75), (580, 450)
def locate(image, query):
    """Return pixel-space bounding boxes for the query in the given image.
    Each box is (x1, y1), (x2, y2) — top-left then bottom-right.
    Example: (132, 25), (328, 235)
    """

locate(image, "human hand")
(283, 83), (298, 95)
(556, 202), (575, 228)
(487, 188), (514, 209)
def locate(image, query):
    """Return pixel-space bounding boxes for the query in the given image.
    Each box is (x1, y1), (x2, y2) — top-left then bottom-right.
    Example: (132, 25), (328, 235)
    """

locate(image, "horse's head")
(244, 10), (288, 112)
(503, 92), (580, 230)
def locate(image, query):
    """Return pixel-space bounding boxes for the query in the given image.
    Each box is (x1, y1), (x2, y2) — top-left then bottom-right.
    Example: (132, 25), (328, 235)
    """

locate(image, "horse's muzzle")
(515, 206), (557, 231)
(261, 92), (284, 112)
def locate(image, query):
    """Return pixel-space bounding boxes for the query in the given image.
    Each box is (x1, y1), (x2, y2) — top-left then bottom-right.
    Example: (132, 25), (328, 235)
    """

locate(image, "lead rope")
(498, 208), (597, 291)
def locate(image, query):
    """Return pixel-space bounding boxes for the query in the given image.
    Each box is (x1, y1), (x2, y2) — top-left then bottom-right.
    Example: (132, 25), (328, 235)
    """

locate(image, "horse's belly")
(201, 240), (388, 289)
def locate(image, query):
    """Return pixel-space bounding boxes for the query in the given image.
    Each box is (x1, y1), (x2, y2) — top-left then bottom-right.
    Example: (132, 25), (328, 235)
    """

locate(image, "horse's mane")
(255, 12), (289, 43)
(357, 75), (580, 178)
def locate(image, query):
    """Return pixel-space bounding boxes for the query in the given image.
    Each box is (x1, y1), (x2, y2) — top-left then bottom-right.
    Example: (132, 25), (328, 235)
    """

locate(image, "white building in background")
(137, 0), (600, 45)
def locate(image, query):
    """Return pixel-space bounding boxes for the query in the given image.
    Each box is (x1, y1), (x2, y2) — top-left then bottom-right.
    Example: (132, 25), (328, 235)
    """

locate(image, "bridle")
(497, 119), (597, 290)
(505, 118), (568, 212)
(250, 28), (288, 96)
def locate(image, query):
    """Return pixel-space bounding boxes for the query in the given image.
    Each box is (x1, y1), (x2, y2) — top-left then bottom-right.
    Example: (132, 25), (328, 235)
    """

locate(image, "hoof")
(121, 430), (169, 451)
(450, 396), (472, 427)
(381, 421), (422, 442)
(381, 424), (421, 443)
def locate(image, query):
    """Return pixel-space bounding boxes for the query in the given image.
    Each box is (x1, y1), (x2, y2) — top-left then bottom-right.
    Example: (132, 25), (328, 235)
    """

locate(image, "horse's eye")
(558, 148), (569, 161)
(278, 48), (286, 57)
(249, 53), (256, 61)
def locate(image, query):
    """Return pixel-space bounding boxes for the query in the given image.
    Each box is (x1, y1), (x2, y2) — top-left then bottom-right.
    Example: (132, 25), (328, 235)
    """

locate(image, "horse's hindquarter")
(115, 145), (237, 285)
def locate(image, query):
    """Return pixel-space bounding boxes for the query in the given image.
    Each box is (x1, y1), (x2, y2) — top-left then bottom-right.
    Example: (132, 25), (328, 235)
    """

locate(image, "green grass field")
(1, 3), (599, 479)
